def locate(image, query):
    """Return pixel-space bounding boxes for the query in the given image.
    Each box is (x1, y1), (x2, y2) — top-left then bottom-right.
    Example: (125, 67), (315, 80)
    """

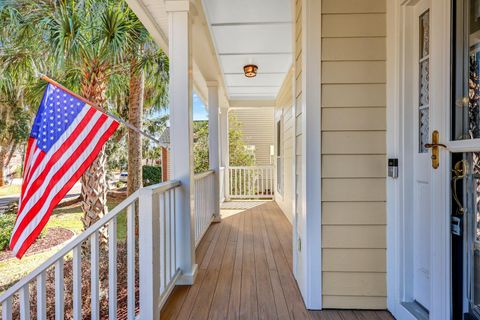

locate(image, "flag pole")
(39, 74), (168, 148)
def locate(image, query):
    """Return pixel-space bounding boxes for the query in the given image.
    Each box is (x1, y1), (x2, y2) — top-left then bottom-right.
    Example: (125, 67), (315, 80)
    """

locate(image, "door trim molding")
(387, 0), (451, 319)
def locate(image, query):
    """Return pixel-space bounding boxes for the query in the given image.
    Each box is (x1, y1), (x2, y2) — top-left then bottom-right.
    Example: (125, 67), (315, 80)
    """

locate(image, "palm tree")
(0, 76), (31, 187)
(1, 0), (169, 229)
(0, 4), (43, 186)
(125, 10), (169, 195)
(16, 0), (135, 230)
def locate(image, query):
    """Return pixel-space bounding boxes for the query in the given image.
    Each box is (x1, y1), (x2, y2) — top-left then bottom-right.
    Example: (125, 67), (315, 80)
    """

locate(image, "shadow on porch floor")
(160, 201), (394, 320)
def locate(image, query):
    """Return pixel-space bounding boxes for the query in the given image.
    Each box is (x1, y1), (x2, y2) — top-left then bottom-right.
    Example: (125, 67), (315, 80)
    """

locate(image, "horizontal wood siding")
(321, 0), (387, 309)
(230, 108), (274, 166)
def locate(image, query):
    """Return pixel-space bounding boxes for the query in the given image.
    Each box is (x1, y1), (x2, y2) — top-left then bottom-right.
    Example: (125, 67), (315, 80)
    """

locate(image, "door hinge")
(298, 237), (302, 252)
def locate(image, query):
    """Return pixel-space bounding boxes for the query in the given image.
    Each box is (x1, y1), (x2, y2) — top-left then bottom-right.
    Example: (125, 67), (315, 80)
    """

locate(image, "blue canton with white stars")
(31, 84), (86, 152)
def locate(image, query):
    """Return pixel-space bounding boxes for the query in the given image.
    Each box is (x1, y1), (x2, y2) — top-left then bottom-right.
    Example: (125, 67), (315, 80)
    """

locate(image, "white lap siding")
(320, 0), (387, 309)
(229, 108), (274, 166)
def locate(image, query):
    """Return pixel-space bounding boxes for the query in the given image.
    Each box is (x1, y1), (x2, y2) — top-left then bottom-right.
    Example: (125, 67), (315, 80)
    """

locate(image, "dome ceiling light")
(243, 64), (258, 78)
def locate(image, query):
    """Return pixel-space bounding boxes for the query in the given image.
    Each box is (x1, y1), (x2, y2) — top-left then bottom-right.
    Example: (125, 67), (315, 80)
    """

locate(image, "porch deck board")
(160, 202), (394, 320)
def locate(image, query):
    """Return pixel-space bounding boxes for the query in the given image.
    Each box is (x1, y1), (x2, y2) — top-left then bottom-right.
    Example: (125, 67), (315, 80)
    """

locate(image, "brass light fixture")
(243, 64), (258, 78)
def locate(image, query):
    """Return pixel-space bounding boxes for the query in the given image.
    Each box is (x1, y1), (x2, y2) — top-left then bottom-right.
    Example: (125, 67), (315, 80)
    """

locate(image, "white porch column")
(166, 0), (197, 285)
(207, 81), (221, 221)
(219, 107), (230, 200)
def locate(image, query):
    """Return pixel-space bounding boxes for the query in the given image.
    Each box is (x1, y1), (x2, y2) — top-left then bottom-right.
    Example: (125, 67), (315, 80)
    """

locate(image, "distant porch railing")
(0, 180), (182, 320)
(219, 167), (225, 203)
(227, 166), (274, 199)
(193, 170), (216, 247)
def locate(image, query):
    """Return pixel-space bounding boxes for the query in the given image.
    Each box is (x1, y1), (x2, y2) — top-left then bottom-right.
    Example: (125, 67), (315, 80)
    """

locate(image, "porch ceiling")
(202, 0), (293, 101)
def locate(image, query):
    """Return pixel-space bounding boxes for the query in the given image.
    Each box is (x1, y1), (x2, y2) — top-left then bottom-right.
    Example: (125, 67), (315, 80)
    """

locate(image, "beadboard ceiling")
(202, 0), (293, 100)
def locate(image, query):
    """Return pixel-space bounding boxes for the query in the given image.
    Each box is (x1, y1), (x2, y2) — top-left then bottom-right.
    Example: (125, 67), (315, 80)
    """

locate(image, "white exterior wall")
(320, 0), (387, 309)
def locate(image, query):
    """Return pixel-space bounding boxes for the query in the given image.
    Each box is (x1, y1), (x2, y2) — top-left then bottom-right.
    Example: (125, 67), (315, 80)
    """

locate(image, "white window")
(276, 118), (283, 195)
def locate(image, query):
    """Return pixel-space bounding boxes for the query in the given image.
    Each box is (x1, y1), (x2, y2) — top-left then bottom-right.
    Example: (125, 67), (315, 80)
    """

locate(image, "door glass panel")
(419, 10), (430, 153)
(452, 0), (480, 140)
(469, 153), (480, 314)
(464, 153), (480, 316)
(452, 2), (480, 319)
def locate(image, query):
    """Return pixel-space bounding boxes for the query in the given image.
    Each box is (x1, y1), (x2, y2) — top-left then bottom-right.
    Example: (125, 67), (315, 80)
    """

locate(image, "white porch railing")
(0, 180), (182, 320)
(227, 166), (274, 199)
(219, 167), (225, 203)
(194, 170), (215, 247)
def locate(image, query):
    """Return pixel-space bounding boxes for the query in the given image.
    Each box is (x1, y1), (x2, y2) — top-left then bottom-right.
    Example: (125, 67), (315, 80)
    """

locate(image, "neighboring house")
(4, 1), (479, 320)
(158, 126), (171, 182)
(229, 108), (274, 165)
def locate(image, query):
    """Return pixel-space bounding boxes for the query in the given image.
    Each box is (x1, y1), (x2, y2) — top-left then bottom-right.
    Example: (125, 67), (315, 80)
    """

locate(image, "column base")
(176, 264), (198, 285)
(212, 215), (222, 223)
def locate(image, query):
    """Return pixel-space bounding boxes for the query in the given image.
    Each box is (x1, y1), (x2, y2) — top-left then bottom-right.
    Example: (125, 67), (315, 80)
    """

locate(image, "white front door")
(393, 0), (480, 319)
(412, 1), (432, 310)
(392, 0), (451, 318)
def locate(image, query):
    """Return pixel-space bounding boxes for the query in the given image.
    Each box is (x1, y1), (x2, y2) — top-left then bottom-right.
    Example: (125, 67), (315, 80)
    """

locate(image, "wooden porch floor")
(160, 201), (394, 320)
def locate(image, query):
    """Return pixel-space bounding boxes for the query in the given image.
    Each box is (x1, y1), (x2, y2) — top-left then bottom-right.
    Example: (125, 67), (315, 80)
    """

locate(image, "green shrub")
(142, 165), (162, 186)
(0, 202), (45, 252)
(0, 214), (16, 251)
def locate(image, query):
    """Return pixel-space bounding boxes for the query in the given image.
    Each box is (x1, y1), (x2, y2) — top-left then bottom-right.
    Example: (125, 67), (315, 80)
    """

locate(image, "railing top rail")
(194, 170), (215, 180)
(227, 165), (273, 169)
(0, 179), (182, 303)
(146, 179), (181, 195)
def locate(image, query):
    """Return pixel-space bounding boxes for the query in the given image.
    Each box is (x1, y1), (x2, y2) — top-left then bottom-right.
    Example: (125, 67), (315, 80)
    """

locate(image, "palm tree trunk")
(127, 61), (144, 195)
(79, 69), (109, 232)
(81, 147), (108, 227)
(0, 148), (6, 187)
(5, 142), (18, 168)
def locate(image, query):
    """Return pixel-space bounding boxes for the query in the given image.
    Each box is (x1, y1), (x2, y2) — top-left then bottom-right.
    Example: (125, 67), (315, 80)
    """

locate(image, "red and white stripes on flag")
(9, 83), (118, 258)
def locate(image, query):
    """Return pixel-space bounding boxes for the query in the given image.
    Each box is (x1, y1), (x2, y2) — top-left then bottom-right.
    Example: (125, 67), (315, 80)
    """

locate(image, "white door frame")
(387, 0), (451, 319)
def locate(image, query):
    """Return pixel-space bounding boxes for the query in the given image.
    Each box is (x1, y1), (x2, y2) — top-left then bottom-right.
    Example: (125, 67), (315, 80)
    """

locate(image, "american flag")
(9, 83), (119, 258)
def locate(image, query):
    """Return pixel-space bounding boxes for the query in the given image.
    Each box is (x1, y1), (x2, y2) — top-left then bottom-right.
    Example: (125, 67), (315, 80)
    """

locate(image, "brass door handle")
(424, 143), (447, 149)
(425, 130), (446, 169)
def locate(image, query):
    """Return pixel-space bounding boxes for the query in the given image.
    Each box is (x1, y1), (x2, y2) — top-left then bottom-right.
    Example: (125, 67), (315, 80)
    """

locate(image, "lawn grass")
(0, 185), (21, 197)
(0, 198), (126, 291)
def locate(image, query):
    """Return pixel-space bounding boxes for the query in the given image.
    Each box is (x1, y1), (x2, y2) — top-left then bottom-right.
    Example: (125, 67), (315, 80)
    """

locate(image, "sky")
(193, 92), (208, 121)
(156, 92), (208, 122)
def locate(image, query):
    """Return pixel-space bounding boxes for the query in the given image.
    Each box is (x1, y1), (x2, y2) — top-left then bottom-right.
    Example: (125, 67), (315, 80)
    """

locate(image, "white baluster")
(108, 217), (118, 320)
(72, 246), (82, 320)
(231, 167), (233, 196)
(165, 190), (173, 280)
(55, 259), (64, 320)
(270, 167), (273, 195)
(266, 167), (269, 195)
(127, 204), (136, 320)
(90, 232), (100, 320)
(201, 179), (205, 232)
(160, 193), (166, 293)
(256, 168), (259, 196)
(37, 273), (46, 320)
(173, 190), (177, 271)
(2, 297), (12, 320)
(235, 168), (238, 196)
(195, 185), (198, 242)
(19, 284), (30, 320)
